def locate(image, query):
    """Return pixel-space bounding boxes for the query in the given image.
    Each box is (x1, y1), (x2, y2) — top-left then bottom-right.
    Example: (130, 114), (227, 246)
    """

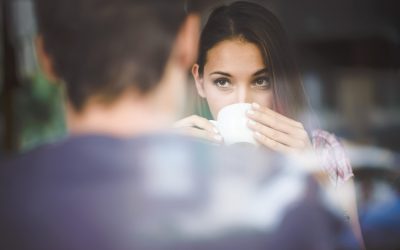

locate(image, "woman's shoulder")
(311, 129), (341, 148)
(310, 129), (354, 187)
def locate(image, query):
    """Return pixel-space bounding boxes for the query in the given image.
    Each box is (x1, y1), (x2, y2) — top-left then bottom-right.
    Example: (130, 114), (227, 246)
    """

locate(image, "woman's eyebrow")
(252, 68), (269, 76)
(209, 71), (232, 77)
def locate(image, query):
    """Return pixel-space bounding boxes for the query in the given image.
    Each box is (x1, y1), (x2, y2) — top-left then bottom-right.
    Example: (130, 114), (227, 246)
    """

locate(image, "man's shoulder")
(1, 134), (211, 176)
(0, 134), (346, 249)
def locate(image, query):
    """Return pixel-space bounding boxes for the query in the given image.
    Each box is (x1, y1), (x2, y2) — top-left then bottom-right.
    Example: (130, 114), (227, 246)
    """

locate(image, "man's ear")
(173, 14), (200, 69)
(192, 64), (206, 98)
(35, 36), (58, 82)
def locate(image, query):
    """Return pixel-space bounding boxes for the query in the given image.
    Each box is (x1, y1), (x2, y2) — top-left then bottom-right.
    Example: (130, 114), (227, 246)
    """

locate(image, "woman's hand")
(173, 115), (223, 144)
(246, 103), (312, 153)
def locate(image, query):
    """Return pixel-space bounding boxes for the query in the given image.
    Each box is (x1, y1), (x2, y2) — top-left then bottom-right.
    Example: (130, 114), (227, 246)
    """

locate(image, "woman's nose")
(237, 86), (253, 103)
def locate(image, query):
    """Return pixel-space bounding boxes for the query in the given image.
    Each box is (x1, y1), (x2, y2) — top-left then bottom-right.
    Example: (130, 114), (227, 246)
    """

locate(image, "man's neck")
(66, 92), (173, 138)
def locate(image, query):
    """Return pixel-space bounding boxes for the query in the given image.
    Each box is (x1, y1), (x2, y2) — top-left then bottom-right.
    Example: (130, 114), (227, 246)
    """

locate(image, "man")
(0, 0), (346, 249)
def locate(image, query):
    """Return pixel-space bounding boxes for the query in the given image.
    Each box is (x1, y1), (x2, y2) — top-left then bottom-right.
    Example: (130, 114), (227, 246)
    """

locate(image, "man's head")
(35, 0), (206, 135)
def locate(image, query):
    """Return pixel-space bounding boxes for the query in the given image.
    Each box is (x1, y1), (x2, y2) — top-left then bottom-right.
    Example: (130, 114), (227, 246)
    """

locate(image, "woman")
(174, 1), (364, 247)
(175, 1), (352, 184)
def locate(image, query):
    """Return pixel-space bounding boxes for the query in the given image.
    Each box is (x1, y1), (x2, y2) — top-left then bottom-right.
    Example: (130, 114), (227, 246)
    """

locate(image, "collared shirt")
(312, 129), (354, 187)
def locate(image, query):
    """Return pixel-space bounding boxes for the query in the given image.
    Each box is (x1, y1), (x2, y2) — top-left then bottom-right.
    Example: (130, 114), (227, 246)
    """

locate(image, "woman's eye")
(253, 77), (271, 89)
(213, 78), (231, 88)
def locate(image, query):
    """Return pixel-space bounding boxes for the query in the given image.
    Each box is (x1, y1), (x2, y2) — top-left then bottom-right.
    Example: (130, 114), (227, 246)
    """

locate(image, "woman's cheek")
(254, 91), (274, 109)
(208, 98), (228, 119)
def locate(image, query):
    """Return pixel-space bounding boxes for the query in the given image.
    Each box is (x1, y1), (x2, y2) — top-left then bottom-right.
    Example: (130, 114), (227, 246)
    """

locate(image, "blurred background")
(1, 0), (399, 248)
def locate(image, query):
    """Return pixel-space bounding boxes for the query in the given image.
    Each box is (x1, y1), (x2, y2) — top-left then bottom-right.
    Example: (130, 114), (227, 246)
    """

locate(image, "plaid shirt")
(312, 129), (354, 187)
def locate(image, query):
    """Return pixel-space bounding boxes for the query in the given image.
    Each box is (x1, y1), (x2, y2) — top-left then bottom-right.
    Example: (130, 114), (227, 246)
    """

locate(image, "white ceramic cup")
(209, 103), (257, 145)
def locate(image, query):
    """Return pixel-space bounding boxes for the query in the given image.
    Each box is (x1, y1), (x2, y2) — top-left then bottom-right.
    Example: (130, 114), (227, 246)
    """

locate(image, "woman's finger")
(247, 109), (296, 135)
(247, 108), (309, 141)
(178, 126), (223, 143)
(247, 119), (306, 148)
(251, 103), (303, 128)
(247, 103), (312, 151)
(173, 115), (222, 143)
(253, 131), (294, 153)
(173, 115), (219, 134)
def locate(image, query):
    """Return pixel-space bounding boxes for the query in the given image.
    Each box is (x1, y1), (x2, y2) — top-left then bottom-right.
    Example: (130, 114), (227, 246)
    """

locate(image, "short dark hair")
(34, 0), (206, 111)
(197, 1), (309, 120)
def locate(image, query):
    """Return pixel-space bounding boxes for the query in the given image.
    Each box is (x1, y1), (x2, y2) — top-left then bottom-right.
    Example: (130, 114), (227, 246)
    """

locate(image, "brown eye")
(213, 78), (231, 88)
(253, 77), (271, 89)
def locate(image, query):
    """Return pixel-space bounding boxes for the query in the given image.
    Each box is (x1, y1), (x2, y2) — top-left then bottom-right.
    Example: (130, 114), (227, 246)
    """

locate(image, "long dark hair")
(197, 1), (310, 122)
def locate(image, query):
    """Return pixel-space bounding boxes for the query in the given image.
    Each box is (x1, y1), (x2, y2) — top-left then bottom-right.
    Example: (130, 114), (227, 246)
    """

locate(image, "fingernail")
(247, 109), (255, 115)
(248, 119), (256, 126)
(252, 103), (260, 109)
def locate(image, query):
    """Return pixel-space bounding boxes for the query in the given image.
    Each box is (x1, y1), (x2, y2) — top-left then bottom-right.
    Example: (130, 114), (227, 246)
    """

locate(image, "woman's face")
(193, 39), (274, 119)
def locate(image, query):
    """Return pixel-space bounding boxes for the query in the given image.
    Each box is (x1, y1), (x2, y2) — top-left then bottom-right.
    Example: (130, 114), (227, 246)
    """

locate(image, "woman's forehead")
(204, 39), (267, 75)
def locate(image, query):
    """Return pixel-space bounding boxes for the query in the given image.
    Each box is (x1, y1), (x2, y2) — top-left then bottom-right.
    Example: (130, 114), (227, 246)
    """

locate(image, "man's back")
(0, 135), (344, 250)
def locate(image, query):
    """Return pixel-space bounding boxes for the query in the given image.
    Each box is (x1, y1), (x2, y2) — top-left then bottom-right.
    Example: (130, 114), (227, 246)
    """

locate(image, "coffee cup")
(209, 103), (257, 145)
